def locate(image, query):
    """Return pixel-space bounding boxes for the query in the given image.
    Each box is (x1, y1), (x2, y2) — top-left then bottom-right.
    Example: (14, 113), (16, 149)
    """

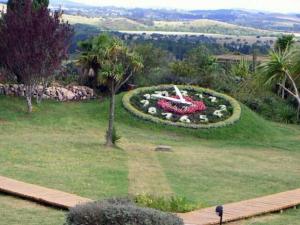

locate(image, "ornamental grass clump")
(66, 198), (184, 225)
(134, 194), (200, 213)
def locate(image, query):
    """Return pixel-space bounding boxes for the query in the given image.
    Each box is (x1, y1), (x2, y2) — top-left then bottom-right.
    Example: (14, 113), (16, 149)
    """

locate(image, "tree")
(170, 45), (220, 86)
(258, 49), (292, 99)
(78, 35), (143, 147)
(258, 48), (300, 120)
(274, 35), (295, 52)
(0, 0), (73, 112)
(7, 0), (49, 11)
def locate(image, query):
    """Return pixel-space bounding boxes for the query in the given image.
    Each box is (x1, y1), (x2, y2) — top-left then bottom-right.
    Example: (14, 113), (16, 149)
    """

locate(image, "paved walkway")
(0, 175), (299, 224)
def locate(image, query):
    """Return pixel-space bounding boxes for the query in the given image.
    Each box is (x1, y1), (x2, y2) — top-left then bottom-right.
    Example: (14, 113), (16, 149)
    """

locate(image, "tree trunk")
(281, 77), (286, 99)
(25, 85), (33, 113)
(297, 104), (300, 122)
(106, 91), (116, 147)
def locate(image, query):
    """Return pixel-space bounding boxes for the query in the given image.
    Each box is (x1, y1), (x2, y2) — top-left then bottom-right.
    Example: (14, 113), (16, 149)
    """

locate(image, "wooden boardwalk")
(179, 188), (300, 225)
(0, 175), (299, 224)
(0, 176), (91, 209)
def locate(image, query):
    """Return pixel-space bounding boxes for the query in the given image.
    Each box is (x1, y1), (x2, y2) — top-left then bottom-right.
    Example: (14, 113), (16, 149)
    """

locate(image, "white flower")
(196, 93), (204, 99)
(219, 105), (227, 111)
(148, 107), (157, 115)
(199, 115), (208, 122)
(140, 100), (149, 107)
(162, 113), (173, 120)
(144, 94), (151, 100)
(209, 96), (218, 103)
(213, 110), (223, 118)
(179, 115), (191, 123)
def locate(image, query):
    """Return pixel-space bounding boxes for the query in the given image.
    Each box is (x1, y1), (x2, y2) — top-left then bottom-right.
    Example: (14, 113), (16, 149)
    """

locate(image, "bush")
(134, 194), (200, 213)
(238, 91), (297, 124)
(65, 198), (184, 225)
(106, 127), (121, 144)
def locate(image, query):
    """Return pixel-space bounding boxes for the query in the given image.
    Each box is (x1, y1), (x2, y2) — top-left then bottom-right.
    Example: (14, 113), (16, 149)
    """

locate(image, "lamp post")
(215, 205), (224, 225)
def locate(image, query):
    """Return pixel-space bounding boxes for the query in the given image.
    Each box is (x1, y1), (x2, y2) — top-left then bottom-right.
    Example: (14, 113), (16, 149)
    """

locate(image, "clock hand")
(174, 85), (185, 102)
(152, 94), (192, 105)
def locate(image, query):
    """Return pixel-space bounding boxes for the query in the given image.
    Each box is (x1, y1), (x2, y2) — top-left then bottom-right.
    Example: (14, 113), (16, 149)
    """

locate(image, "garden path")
(0, 175), (299, 225)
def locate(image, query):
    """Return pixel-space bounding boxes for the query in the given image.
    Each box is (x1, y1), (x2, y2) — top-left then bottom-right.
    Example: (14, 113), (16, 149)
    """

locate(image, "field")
(0, 95), (299, 224)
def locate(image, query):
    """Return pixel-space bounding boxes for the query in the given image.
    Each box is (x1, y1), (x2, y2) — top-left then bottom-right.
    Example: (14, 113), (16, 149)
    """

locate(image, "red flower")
(157, 96), (206, 115)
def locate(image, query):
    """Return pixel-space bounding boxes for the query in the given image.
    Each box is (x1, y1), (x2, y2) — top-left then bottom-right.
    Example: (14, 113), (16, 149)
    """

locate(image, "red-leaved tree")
(0, 0), (73, 112)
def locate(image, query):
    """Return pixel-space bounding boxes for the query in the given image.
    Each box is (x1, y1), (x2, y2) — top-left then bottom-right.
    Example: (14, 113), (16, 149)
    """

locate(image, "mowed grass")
(0, 95), (300, 225)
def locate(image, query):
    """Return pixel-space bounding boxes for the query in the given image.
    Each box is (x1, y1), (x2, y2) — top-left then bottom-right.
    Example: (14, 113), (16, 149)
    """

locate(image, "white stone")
(140, 100), (150, 107)
(199, 115), (209, 122)
(148, 107), (157, 115)
(179, 115), (191, 123)
(213, 110), (223, 118)
(209, 96), (218, 103)
(162, 113), (173, 120)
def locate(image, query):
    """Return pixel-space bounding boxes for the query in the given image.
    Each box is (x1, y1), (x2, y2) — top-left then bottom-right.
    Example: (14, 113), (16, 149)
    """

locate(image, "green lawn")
(0, 95), (299, 225)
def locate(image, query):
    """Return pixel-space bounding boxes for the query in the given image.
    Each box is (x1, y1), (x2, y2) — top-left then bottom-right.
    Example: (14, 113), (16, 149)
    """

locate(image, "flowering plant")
(157, 96), (206, 115)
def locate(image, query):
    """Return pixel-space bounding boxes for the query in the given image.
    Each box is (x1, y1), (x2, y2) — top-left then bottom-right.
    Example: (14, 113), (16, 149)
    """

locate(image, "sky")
(70, 0), (300, 13)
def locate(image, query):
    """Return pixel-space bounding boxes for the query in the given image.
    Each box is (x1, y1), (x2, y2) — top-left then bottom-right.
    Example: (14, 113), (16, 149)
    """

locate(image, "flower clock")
(123, 85), (241, 129)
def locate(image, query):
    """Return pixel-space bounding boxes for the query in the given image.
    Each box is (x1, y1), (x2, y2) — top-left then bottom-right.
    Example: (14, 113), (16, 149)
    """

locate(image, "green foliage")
(77, 34), (143, 89)
(106, 126), (121, 144)
(134, 194), (200, 213)
(66, 199), (184, 225)
(275, 35), (295, 51)
(170, 45), (219, 84)
(230, 58), (251, 78)
(133, 44), (171, 86)
(257, 49), (292, 89)
(233, 77), (298, 123)
(7, 0), (49, 11)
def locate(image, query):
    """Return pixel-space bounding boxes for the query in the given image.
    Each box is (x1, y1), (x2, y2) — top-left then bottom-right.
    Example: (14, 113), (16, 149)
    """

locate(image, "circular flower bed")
(123, 85), (241, 129)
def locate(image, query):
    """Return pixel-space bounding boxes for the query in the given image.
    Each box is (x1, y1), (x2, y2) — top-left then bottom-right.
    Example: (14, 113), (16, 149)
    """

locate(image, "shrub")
(134, 194), (200, 213)
(65, 198), (184, 225)
(106, 127), (121, 144)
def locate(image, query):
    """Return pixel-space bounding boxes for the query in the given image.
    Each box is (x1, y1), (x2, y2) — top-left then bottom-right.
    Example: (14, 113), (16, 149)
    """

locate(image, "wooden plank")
(0, 176), (91, 209)
(179, 188), (300, 225)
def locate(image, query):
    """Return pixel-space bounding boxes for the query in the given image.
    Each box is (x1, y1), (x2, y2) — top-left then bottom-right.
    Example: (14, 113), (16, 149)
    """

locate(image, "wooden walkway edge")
(179, 188), (300, 225)
(0, 176), (91, 209)
(0, 175), (299, 225)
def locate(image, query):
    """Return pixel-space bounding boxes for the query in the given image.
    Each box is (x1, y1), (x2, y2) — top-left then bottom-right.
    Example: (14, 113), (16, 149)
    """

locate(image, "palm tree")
(78, 34), (143, 147)
(258, 49), (292, 98)
(258, 48), (300, 120)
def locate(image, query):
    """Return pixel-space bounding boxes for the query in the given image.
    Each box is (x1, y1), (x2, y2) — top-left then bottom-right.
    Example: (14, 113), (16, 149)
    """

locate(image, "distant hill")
(1, 1), (300, 34)
(57, 6), (300, 34)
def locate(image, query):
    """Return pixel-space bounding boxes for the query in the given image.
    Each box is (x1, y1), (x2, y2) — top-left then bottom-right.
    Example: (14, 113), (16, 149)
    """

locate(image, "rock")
(155, 145), (172, 152)
(0, 83), (95, 101)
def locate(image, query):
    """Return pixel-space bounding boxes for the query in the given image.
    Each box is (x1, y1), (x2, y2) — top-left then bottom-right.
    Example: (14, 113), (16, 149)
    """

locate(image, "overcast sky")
(70, 0), (300, 13)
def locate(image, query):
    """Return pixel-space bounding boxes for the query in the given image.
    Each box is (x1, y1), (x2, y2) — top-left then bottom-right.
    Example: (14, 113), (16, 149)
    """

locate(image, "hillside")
(63, 14), (277, 36)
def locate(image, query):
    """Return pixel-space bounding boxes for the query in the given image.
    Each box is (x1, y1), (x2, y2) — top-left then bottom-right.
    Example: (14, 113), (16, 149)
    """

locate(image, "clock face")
(123, 85), (241, 129)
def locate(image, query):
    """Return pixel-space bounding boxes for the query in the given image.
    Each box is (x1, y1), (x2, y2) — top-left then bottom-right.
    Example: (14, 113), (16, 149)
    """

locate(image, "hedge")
(122, 85), (241, 129)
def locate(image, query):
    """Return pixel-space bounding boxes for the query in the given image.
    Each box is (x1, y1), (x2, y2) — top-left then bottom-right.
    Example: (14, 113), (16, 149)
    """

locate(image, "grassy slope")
(0, 95), (299, 225)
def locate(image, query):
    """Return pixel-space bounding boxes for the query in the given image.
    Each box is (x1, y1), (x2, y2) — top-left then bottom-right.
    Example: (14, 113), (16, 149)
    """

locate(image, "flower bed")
(157, 96), (206, 115)
(123, 85), (241, 129)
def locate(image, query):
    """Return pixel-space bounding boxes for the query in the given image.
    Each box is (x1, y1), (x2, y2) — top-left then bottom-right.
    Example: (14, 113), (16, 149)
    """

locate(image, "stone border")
(122, 85), (241, 129)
